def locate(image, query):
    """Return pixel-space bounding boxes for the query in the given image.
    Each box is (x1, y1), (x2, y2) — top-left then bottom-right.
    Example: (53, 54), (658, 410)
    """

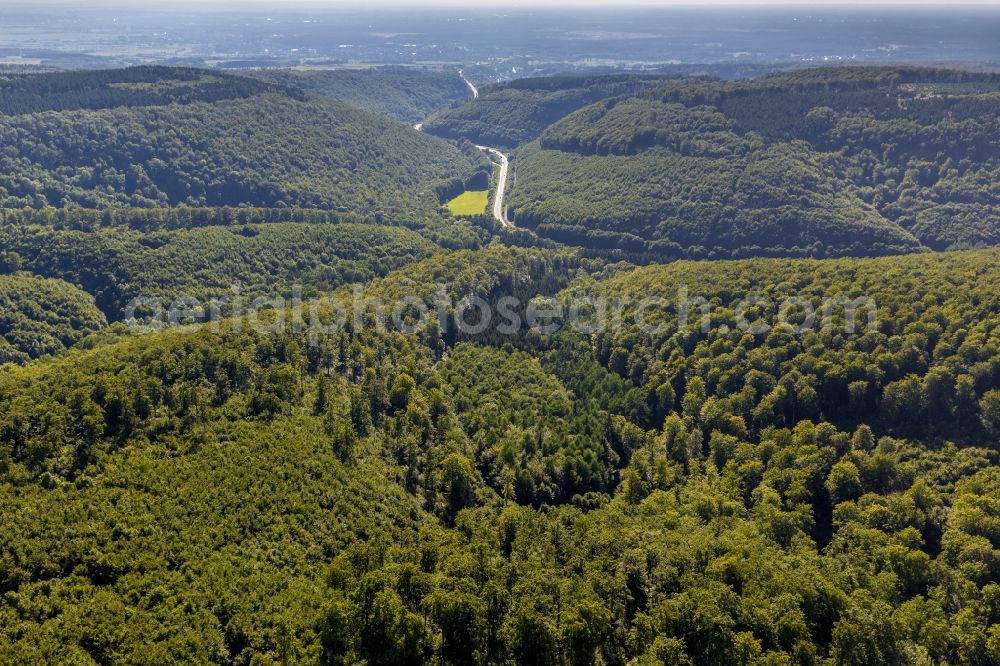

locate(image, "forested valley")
(492, 68), (1000, 258)
(250, 68), (474, 125)
(0, 66), (484, 217)
(422, 74), (684, 148)
(0, 64), (998, 665)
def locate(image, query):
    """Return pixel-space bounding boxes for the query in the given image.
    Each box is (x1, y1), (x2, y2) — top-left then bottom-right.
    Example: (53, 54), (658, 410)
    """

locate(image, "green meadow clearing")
(444, 189), (488, 215)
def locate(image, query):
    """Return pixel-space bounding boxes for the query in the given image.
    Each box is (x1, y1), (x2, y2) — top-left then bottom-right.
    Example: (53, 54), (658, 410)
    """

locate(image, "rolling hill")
(250, 66), (473, 124)
(0, 221), (443, 321)
(422, 73), (686, 148)
(1, 61), (1000, 666)
(507, 67), (1000, 257)
(0, 66), (483, 217)
(1, 245), (999, 663)
(0, 273), (106, 363)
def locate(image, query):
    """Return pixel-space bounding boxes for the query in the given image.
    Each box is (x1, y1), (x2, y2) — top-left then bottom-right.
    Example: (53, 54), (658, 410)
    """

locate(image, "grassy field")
(445, 190), (488, 216)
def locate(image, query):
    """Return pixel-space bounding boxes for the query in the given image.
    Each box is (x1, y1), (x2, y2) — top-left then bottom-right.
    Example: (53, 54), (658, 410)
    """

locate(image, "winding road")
(458, 69), (479, 99)
(459, 70), (512, 227)
(416, 69), (511, 227)
(476, 146), (511, 228)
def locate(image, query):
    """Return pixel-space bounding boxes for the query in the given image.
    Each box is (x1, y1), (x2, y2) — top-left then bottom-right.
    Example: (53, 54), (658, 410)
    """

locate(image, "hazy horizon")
(3, 2), (999, 73)
(7, 0), (1000, 8)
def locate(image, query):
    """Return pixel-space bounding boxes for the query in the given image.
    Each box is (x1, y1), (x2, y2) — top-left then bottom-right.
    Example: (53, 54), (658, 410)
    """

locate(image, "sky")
(11, 0), (1000, 7)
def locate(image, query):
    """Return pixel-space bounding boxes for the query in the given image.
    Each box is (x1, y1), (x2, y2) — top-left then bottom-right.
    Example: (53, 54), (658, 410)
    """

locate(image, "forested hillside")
(1, 61), (999, 666)
(0, 66), (482, 217)
(422, 74), (684, 148)
(0, 66), (298, 115)
(508, 67), (1000, 256)
(0, 208), (493, 323)
(0, 273), (105, 363)
(250, 67), (472, 124)
(0, 66), (496, 367)
(0, 222), (438, 320)
(2, 245), (999, 663)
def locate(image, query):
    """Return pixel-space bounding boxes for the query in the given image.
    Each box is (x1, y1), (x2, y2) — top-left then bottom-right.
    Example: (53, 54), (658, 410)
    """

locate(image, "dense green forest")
(250, 67), (473, 124)
(422, 74), (685, 148)
(512, 138), (923, 258)
(0, 66), (300, 116)
(0, 273), (106, 363)
(0, 222), (440, 320)
(1, 245), (999, 663)
(503, 67), (1000, 256)
(0, 67), (482, 217)
(1, 63), (999, 665)
(0, 206), (492, 322)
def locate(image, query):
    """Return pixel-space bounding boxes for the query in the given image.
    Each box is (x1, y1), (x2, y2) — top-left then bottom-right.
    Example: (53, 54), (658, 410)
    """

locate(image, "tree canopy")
(1, 245), (998, 663)
(508, 67), (1000, 257)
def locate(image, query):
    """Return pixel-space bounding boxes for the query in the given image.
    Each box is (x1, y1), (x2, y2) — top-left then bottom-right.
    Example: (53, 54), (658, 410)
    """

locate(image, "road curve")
(477, 145), (511, 228)
(459, 69), (479, 99)
(420, 69), (510, 226)
(461, 72), (510, 226)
